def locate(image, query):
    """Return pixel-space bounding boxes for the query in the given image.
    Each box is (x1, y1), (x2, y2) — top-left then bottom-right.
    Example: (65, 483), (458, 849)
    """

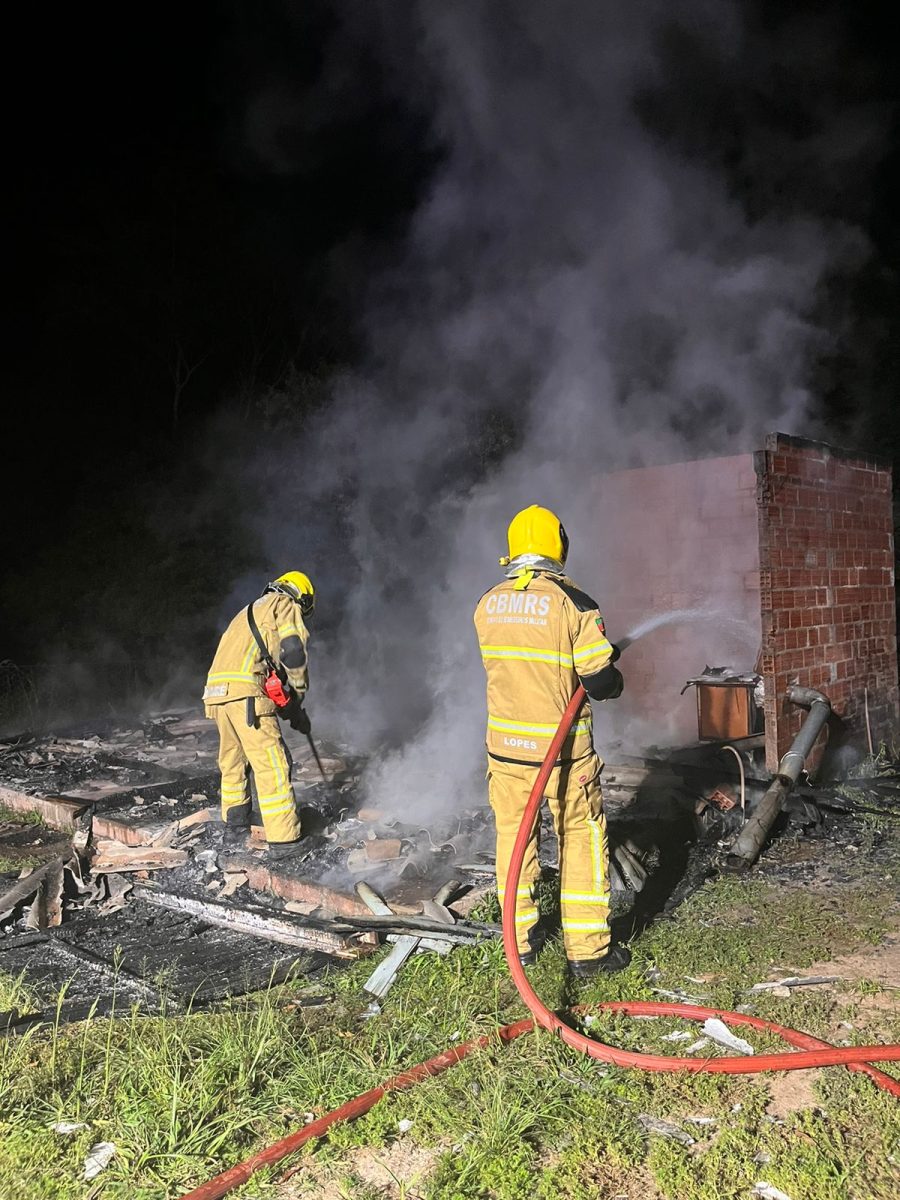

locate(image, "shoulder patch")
(548, 577), (599, 613)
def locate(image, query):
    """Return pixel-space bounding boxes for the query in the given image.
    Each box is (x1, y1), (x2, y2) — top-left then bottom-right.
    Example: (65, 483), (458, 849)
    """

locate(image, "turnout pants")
(211, 700), (300, 844)
(488, 752), (610, 962)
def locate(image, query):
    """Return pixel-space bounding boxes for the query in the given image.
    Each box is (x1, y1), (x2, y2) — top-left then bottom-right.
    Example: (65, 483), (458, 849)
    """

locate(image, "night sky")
(3, 1), (899, 719)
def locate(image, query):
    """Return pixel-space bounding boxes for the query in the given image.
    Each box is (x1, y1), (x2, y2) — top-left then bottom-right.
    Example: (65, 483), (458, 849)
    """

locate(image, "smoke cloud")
(242, 2), (875, 815)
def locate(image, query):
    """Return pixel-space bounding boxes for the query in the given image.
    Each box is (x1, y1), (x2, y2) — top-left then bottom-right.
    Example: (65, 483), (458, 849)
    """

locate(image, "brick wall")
(757, 433), (899, 772)
(588, 454), (762, 749)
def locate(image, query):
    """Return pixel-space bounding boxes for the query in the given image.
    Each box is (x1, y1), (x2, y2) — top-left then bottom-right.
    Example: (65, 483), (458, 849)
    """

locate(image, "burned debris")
(0, 712), (509, 1029)
(3, 682), (896, 1037)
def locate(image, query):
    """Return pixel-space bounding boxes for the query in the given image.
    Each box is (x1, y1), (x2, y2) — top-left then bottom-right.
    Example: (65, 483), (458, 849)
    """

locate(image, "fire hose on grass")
(181, 690), (900, 1200)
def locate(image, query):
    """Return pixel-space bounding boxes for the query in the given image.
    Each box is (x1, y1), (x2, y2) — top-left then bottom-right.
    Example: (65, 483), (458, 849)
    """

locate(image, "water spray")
(616, 607), (725, 653)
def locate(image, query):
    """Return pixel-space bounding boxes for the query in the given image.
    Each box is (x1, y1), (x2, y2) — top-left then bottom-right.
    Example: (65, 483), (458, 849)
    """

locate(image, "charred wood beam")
(131, 886), (372, 959)
(133, 885), (499, 946)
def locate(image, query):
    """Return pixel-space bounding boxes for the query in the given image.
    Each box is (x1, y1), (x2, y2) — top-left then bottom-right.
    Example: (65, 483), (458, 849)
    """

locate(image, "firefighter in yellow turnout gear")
(203, 572), (315, 858)
(474, 507), (630, 977)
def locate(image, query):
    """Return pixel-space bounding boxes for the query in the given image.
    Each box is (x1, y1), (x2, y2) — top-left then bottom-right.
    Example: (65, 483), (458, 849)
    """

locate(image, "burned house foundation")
(2, 431), (898, 1022)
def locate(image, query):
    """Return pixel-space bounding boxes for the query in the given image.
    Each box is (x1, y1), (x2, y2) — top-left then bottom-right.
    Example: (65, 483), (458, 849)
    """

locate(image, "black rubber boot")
(518, 928), (546, 968)
(266, 838), (305, 865)
(222, 823), (250, 850)
(567, 943), (632, 978)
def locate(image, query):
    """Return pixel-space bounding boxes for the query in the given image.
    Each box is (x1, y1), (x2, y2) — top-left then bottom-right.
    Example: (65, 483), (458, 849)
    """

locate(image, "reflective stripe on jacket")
(473, 571), (614, 764)
(203, 593), (309, 709)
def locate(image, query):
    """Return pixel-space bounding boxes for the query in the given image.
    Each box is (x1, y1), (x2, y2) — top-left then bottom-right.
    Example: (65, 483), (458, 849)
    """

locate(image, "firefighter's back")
(474, 573), (595, 765)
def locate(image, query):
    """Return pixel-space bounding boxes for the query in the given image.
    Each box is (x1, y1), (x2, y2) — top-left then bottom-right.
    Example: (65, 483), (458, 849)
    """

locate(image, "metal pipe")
(725, 685), (831, 871)
(721, 744), (746, 818)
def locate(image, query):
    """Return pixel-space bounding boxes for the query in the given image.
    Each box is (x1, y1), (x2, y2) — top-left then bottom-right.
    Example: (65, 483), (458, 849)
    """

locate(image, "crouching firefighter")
(203, 571), (315, 861)
(473, 506), (630, 978)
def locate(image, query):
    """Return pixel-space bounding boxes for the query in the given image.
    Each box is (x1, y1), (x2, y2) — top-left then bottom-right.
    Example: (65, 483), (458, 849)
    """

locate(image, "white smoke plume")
(244, 2), (869, 815)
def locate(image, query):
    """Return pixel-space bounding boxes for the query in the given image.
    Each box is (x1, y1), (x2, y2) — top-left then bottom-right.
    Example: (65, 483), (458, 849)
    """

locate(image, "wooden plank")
(178, 806), (218, 832)
(0, 785), (86, 830)
(131, 886), (367, 959)
(91, 841), (188, 873)
(0, 856), (69, 919)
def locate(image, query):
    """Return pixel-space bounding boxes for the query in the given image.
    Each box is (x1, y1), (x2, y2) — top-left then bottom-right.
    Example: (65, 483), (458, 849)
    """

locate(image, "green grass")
(0, 803), (45, 828)
(0, 802), (48, 872)
(0, 846), (898, 1199)
(0, 852), (44, 873)
(0, 969), (40, 1014)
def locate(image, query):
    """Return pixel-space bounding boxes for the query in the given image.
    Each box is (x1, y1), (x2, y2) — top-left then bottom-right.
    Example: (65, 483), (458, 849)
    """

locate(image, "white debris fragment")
(49, 1121), (88, 1135)
(83, 1141), (116, 1180)
(686, 1038), (710, 1054)
(660, 1031), (693, 1042)
(637, 1114), (695, 1146)
(196, 849), (218, 874)
(683, 1116), (717, 1126)
(701, 1018), (755, 1055)
(748, 975), (838, 994)
(752, 1184), (793, 1200)
(397, 1119), (413, 1134)
(651, 987), (708, 1004)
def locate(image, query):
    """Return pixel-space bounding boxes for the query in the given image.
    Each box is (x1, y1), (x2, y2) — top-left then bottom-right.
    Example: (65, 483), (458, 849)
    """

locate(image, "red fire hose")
(181, 686), (899, 1200)
(502, 687), (900, 1083)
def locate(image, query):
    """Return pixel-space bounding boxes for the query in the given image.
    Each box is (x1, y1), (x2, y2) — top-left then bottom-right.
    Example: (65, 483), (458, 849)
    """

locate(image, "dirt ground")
(765, 919), (900, 1119)
(279, 1138), (443, 1199)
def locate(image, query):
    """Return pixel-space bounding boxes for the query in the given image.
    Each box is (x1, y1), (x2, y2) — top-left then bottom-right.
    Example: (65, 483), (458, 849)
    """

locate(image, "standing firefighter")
(203, 571), (315, 860)
(474, 506), (629, 976)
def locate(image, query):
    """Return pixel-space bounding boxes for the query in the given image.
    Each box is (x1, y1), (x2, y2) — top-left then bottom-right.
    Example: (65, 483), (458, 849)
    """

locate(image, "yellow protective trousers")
(212, 701), (300, 844)
(488, 751), (610, 962)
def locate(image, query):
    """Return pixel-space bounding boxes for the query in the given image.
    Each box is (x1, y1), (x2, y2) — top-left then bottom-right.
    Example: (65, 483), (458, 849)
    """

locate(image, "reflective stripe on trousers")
(487, 752), (610, 961)
(212, 701), (300, 843)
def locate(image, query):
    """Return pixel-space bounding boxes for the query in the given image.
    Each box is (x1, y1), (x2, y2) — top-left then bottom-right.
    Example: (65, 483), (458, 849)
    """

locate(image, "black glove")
(288, 701), (311, 735)
(609, 642), (622, 663)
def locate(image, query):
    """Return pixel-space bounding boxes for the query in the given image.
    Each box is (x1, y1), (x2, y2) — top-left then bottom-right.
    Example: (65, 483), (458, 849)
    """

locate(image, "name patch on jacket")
(203, 684), (228, 698)
(485, 592), (551, 624)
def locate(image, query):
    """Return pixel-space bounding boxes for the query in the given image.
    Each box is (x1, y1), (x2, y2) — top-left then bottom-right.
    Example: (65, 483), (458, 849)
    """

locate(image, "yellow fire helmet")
(502, 505), (569, 567)
(267, 570), (315, 617)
